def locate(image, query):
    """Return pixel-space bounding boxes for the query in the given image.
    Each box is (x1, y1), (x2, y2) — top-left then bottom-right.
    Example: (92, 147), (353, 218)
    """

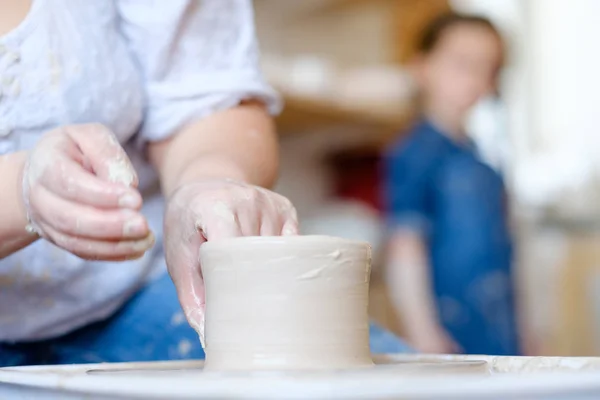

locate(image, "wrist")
(11, 152), (30, 228)
(0, 151), (38, 256)
(166, 156), (249, 197)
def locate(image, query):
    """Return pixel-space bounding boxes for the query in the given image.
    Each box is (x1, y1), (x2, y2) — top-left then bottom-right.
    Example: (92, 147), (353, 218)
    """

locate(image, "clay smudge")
(106, 132), (120, 148)
(211, 201), (236, 222)
(26, 150), (55, 185)
(231, 249), (349, 280)
(296, 267), (326, 280)
(296, 251), (343, 280)
(107, 157), (135, 187)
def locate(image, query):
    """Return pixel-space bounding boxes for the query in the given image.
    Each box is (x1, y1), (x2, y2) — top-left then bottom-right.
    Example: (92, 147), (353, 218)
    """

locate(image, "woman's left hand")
(163, 178), (298, 345)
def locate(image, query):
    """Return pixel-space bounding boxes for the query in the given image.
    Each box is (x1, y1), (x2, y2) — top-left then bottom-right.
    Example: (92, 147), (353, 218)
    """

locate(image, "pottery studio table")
(2, 354), (600, 399)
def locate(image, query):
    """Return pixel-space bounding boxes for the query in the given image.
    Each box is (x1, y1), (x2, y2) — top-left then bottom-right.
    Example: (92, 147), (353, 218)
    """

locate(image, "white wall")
(454, 0), (600, 211)
(530, 0), (599, 153)
(514, 0), (600, 211)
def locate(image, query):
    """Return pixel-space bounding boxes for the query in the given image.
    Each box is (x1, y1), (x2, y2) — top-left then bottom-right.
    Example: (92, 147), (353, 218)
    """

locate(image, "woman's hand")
(22, 124), (154, 261)
(163, 178), (299, 345)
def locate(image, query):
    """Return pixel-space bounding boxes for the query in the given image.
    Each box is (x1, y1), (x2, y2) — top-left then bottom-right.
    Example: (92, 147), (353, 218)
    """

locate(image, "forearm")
(148, 102), (279, 197)
(386, 232), (441, 335)
(0, 151), (38, 258)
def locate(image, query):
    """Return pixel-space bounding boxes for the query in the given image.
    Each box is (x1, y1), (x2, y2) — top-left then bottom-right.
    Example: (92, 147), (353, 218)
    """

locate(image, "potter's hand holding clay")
(22, 124), (154, 260)
(163, 179), (299, 344)
(148, 102), (296, 344)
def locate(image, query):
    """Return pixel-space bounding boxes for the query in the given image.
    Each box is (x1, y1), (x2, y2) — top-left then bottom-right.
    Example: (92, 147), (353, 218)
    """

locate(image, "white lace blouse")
(0, 0), (279, 341)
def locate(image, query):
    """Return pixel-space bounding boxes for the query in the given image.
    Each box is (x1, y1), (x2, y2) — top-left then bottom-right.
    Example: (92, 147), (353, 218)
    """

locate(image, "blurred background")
(253, 0), (600, 356)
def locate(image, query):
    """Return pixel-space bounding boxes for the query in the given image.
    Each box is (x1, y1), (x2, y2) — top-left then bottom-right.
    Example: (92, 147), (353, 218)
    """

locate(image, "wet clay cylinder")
(199, 235), (374, 371)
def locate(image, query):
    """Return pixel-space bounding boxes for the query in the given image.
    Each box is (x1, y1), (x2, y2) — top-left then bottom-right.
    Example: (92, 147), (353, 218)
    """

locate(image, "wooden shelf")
(282, 0), (450, 63)
(258, 0), (449, 142)
(292, 0), (395, 20)
(275, 90), (416, 144)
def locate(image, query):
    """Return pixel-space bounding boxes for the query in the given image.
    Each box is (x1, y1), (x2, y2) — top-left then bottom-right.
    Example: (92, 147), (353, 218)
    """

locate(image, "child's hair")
(418, 12), (505, 67)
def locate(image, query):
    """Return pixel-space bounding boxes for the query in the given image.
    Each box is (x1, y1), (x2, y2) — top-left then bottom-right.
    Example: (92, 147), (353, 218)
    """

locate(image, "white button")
(5, 51), (19, 64)
(0, 124), (11, 137)
(2, 76), (14, 87)
(10, 80), (20, 97)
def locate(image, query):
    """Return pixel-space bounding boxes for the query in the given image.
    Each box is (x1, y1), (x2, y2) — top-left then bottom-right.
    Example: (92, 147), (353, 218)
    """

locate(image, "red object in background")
(328, 149), (384, 212)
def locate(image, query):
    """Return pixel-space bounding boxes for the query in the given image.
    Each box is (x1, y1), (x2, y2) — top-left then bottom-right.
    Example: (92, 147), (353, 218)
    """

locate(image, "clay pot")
(199, 235), (374, 371)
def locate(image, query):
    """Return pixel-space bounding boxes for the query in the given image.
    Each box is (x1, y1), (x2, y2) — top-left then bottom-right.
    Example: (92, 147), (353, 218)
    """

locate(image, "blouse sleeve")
(382, 134), (435, 236)
(116, 0), (281, 142)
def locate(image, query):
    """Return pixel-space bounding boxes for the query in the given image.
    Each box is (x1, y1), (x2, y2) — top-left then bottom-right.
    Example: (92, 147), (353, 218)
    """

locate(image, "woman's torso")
(0, 0), (163, 342)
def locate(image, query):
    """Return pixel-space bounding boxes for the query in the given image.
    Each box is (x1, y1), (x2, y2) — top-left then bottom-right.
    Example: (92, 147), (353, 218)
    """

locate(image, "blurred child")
(383, 13), (520, 355)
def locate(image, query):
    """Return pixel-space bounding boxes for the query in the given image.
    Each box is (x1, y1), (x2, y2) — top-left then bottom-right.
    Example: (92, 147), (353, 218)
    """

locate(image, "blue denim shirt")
(383, 120), (519, 355)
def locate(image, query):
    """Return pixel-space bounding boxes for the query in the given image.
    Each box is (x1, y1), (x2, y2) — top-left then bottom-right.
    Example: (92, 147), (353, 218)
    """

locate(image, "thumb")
(65, 124), (139, 187)
(165, 233), (207, 347)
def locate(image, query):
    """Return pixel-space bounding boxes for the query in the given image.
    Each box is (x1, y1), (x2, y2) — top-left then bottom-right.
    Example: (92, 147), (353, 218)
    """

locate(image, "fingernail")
(123, 216), (147, 237)
(282, 227), (297, 236)
(282, 222), (299, 236)
(131, 232), (155, 252)
(122, 253), (145, 261)
(119, 193), (139, 209)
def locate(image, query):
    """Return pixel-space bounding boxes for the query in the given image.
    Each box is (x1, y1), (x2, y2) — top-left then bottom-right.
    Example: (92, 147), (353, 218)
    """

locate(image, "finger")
(259, 198), (299, 236)
(259, 212), (282, 236)
(282, 217), (300, 236)
(41, 155), (142, 210)
(253, 192), (285, 236)
(33, 186), (149, 240)
(200, 203), (243, 240)
(282, 206), (299, 236)
(65, 124), (138, 187)
(204, 218), (243, 241)
(39, 221), (155, 260)
(165, 231), (207, 346)
(235, 208), (261, 237)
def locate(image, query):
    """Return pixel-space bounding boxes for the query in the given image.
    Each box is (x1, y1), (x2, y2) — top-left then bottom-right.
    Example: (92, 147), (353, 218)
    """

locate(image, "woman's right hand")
(22, 124), (154, 261)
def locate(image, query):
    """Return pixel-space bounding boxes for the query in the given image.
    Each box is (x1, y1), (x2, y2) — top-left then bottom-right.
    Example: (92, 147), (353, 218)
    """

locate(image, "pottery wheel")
(3, 355), (600, 399)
